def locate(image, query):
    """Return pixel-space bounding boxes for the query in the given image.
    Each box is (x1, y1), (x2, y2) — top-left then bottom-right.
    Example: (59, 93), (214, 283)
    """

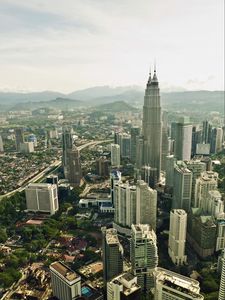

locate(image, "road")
(0, 140), (111, 200)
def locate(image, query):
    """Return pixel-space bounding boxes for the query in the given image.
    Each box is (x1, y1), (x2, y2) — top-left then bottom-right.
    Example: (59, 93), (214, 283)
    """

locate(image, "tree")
(0, 227), (7, 243)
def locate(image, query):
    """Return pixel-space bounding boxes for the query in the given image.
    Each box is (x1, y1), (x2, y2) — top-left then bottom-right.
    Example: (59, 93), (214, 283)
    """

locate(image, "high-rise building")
(161, 111), (170, 171)
(154, 268), (204, 300)
(168, 209), (187, 266)
(130, 126), (140, 164)
(114, 180), (157, 231)
(136, 180), (157, 231)
(215, 127), (223, 153)
(165, 155), (176, 190)
(25, 183), (59, 215)
(219, 249), (225, 300)
(96, 157), (109, 177)
(136, 137), (144, 169)
(62, 127), (73, 177)
(66, 147), (82, 187)
(50, 261), (81, 300)
(20, 142), (34, 153)
(186, 160), (206, 206)
(46, 174), (59, 185)
(0, 135), (4, 152)
(207, 190), (224, 218)
(107, 273), (141, 300)
(187, 208), (216, 258)
(174, 117), (192, 161)
(15, 128), (24, 151)
(202, 120), (212, 144)
(121, 133), (131, 158)
(142, 69), (162, 182)
(141, 165), (158, 189)
(111, 143), (121, 167)
(110, 170), (122, 207)
(130, 224), (158, 292)
(172, 161), (192, 212)
(216, 218), (225, 251)
(191, 125), (202, 156)
(194, 171), (218, 210)
(102, 227), (123, 285)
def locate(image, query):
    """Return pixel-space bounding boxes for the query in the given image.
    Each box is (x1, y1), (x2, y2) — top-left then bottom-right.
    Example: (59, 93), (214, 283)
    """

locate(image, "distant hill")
(95, 100), (138, 112)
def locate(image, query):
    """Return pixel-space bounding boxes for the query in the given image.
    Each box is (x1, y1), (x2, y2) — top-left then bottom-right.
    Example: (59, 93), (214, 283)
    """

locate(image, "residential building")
(25, 183), (58, 215)
(154, 268), (204, 299)
(168, 209), (187, 265)
(50, 261), (81, 300)
(130, 224), (158, 292)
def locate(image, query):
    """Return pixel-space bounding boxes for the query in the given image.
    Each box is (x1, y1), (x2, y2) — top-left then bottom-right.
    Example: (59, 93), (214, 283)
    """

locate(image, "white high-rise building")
(114, 180), (157, 231)
(0, 135), (4, 152)
(194, 171), (218, 210)
(142, 69), (162, 182)
(172, 161), (192, 212)
(165, 155), (175, 189)
(154, 268), (204, 300)
(50, 261), (81, 300)
(20, 142), (34, 153)
(111, 143), (120, 167)
(207, 190), (224, 218)
(216, 219), (225, 251)
(216, 127), (223, 153)
(168, 209), (187, 266)
(130, 224), (158, 292)
(219, 250), (225, 300)
(107, 273), (141, 300)
(174, 117), (192, 161)
(25, 183), (59, 215)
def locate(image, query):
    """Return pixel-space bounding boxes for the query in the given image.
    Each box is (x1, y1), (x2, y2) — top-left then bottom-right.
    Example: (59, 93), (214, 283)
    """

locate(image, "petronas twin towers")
(142, 68), (162, 181)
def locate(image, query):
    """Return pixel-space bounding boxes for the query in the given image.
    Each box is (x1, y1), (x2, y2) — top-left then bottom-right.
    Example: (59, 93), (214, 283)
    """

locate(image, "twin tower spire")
(147, 65), (158, 86)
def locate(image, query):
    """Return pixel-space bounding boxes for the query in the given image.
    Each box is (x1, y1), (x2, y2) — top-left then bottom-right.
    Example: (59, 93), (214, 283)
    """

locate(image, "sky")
(0, 0), (224, 93)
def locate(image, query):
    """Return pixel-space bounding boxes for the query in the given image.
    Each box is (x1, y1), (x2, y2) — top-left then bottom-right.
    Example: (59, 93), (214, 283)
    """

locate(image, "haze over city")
(0, 0), (224, 92)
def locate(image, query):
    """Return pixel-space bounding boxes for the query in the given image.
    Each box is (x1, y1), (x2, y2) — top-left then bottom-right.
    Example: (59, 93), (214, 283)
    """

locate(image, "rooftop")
(50, 261), (79, 282)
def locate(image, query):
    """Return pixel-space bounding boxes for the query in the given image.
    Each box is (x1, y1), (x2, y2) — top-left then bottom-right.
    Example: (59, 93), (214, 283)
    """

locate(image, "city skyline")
(0, 0), (224, 92)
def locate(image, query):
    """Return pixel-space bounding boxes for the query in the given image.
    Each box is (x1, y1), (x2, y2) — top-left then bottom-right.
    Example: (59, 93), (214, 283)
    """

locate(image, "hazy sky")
(0, 0), (224, 92)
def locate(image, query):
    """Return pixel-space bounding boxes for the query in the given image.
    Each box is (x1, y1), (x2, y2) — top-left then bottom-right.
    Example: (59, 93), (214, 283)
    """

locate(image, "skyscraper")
(174, 117), (192, 161)
(130, 126), (140, 164)
(142, 69), (162, 181)
(172, 161), (192, 212)
(219, 250), (225, 300)
(0, 135), (4, 152)
(66, 147), (82, 187)
(161, 111), (170, 171)
(168, 209), (187, 266)
(111, 143), (121, 167)
(154, 268), (204, 300)
(130, 224), (158, 292)
(62, 127), (73, 177)
(14, 128), (24, 152)
(102, 227), (123, 286)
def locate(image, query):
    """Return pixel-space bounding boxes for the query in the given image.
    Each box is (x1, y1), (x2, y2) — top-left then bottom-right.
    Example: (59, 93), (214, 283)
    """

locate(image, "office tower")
(66, 147), (82, 187)
(141, 165), (158, 189)
(130, 224), (158, 292)
(187, 208), (216, 258)
(114, 180), (157, 230)
(202, 120), (212, 144)
(62, 127), (73, 176)
(114, 182), (137, 227)
(15, 128), (24, 151)
(121, 133), (131, 158)
(107, 273), (141, 300)
(168, 209), (187, 266)
(174, 117), (192, 161)
(186, 160), (206, 206)
(192, 125), (202, 156)
(161, 111), (170, 171)
(172, 161), (192, 212)
(96, 157), (109, 177)
(216, 127), (223, 153)
(165, 155), (175, 190)
(219, 250), (225, 300)
(25, 183), (58, 215)
(216, 218), (225, 251)
(20, 142), (34, 153)
(130, 126), (140, 164)
(102, 227), (123, 285)
(136, 180), (157, 231)
(0, 135), (4, 152)
(207, 190), (224, 218)
(50, 261), (81, 300)
(46, 174), (59, 185)
(142, 69), (162, 182)
(194, 171), (218, 210)
(154, 268), (204, 300)
(111, 144), (121, 167)
(210, 127), (217, 153)
(110, 170), (122, 207)
(136, 137), (144, 169)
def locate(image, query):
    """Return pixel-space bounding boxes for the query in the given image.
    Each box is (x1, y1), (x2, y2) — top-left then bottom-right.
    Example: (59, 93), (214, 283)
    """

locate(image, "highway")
(0, 140), (110, 200)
